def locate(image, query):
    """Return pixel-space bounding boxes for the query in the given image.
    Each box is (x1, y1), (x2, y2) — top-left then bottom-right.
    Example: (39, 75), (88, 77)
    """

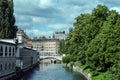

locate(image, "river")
(20, 62), (87, 80)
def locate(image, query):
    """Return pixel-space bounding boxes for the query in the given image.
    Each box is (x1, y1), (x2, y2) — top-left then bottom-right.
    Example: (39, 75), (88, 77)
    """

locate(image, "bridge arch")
(40, 55), (62, 61)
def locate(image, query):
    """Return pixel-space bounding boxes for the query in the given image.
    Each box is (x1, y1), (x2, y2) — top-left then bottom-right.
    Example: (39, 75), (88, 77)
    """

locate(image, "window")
(12, 63), (14, 69)
(5, 64), (7, 70)
(5, 47), (8, 56)
(9, 47), (11, 56)
(0, 46), (3, 56)
(9, 63), (11, 69)
(13, 48), (15, 56)
(0, 64), (2, 71)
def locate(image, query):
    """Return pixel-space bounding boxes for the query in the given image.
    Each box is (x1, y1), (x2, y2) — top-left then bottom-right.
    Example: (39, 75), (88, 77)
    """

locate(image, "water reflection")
(20, 62), (87, 80)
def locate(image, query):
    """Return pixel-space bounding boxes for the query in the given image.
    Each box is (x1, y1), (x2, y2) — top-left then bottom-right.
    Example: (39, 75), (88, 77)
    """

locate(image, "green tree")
(59, 4), (120, 80)
(0, 0), (17, 38)
(62, 55), (73, 64)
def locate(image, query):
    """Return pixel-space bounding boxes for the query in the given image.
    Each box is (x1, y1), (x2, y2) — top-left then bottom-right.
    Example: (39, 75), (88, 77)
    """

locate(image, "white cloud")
(110, 7), (120, 13)
(101, 0), (120, 5)
(32, 17), (46, 23)
(17, 22), (31, 29)
(48, 24), (71, 30)
(39, 0), (53, 8)
(13, 0), (120, 38)
(26, 29), (53, 38)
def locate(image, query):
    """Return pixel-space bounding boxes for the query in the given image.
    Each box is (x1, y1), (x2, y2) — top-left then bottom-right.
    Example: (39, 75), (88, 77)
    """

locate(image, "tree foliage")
(62, 55), (73, 64)
(0, 0), (17, 38)
(59, 5), (120, 80)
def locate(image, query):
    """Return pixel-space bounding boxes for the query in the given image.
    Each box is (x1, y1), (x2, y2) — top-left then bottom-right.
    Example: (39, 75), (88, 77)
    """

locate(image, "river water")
(20, 63), (87, 80)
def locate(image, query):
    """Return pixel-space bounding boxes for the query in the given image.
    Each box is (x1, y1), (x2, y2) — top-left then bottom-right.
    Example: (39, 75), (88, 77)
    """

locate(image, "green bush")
(62, 55), (73, 64)
(70, 61), (74, 67)
(16, 66), (21, 72)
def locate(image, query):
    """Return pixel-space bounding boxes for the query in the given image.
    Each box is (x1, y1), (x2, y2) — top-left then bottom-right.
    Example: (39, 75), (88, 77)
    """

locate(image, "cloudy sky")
(13, 0), (120, 38)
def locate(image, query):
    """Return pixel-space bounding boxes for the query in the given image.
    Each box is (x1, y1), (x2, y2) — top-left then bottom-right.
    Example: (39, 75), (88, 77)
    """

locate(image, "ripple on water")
(20, 64), (87, 80)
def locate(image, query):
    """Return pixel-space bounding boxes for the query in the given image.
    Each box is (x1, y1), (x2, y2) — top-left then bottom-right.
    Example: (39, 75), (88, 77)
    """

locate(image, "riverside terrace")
(0, 39), (39, 80)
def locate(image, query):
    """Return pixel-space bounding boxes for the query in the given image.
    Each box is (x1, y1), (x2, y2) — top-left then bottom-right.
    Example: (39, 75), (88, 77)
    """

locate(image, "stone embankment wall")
(62, 63), (91, 80)
(73, 65), (91, 80)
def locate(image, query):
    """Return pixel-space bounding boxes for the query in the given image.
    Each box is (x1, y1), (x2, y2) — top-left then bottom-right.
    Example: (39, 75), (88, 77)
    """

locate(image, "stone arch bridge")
(40, 55), (62, 61)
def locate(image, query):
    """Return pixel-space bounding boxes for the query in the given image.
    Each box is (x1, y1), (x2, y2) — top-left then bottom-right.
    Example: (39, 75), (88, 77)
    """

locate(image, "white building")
(53, 32), (66, 40)
(16, 29), (29, 44)
(0, 30), (39, 79)
(0, 39), (16, 79)
(32, 39), (60, 56)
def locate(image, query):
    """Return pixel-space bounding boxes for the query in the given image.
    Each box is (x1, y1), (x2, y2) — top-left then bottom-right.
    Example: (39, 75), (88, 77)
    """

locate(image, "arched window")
(13, 48), (15, 56)
(9, 47), (11, 56)
(5, 47), (8, 56)
(0, 46), (3, 56)
(9, 63), (11, 69)
(12, 63), (14, 69)
(5, 64), (7, 70)
(0, 64), (2, 71)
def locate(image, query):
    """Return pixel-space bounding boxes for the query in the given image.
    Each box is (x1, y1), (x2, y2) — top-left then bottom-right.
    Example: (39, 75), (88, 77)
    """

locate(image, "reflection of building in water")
(39, 62), (51, 70)
(32, 39), (60, 56)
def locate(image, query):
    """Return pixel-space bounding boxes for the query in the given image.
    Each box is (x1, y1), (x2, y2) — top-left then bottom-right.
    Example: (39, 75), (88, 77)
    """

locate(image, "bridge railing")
(40, 55), (62, 60)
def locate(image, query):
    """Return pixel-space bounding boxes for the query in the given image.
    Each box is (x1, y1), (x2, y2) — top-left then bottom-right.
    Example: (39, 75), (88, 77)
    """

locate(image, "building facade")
(0, 40), (16, 79)
(0, 29), (39, 79)
(53, 32), (66, 40)
(32, 39), (60, 56)
(16, 29), (29, 44)
(16, 47), (39, 71)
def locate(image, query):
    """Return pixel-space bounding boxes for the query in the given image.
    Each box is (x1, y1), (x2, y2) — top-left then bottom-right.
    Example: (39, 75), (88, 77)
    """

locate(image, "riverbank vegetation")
(60, 5), (120, 80)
